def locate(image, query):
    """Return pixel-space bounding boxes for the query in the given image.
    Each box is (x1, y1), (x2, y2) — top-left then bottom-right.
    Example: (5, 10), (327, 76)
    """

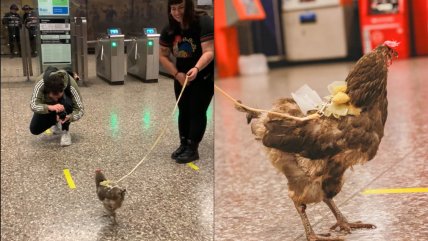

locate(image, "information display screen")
(144, 28), (157, 35)
(38, 0), (70, 16)
(107, 28), (121, 35)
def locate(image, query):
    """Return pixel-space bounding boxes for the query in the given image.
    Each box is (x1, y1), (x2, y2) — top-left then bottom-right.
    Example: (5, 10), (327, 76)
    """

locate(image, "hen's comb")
(383, 41), (399, 48)
(95, 169), (102, 172)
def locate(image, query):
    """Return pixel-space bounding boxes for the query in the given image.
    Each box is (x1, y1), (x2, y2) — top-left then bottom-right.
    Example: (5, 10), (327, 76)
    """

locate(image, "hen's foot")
(307, 233), (345, 241)
(330, 221), (376, 233)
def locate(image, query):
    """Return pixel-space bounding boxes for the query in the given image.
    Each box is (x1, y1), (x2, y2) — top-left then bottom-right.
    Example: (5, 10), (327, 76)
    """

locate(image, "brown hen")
(238, 42), (398, 241)
(95, 169), (126, 224)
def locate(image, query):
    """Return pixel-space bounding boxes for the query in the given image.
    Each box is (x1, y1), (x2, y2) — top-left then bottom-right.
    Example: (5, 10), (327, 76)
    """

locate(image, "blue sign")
(108, 28), (121, 35)
(52, 7), (69, 15)
(144, 28), (156, 34)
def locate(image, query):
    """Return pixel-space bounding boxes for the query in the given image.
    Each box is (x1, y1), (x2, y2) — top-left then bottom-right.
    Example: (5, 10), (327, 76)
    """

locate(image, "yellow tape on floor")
(187, 162), (200, 171)
(63, 169), (76, 189)
(362, 187), (428, 195)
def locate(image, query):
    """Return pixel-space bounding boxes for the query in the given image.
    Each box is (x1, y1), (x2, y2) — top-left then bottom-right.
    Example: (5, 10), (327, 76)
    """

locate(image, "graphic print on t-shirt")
(173, 35), (197, 58)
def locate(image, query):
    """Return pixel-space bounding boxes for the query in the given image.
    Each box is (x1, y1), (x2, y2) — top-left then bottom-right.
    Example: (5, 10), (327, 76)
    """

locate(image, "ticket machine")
(37, 0), (72, 71)
(359, 0), (410, 58)
(96, 28), (125, 84)
(127, 28), (160, 83)
(282, 0), (351, 61)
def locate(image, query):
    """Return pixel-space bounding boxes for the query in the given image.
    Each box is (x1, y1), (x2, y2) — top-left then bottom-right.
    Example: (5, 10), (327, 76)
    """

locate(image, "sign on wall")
(38, 0), (70, 16)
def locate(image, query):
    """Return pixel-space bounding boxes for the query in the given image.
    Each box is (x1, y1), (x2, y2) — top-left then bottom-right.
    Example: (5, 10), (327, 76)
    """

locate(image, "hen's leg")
(293, 202), (344, 241)
(323, 198), (376, 233)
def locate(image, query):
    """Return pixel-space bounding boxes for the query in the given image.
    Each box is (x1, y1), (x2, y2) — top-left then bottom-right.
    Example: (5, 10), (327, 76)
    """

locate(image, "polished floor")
(214, 57), (428, 241)
(1, 56), (214, 241)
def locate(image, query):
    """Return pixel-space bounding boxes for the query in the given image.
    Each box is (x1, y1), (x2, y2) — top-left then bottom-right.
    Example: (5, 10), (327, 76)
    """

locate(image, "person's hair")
(44, 72), (65, 94)
(10, 4), (19, 11)
(168, 0), (201, 30)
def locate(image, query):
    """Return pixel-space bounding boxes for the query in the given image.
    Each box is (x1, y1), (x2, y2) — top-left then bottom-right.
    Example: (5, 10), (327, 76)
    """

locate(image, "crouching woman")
(29, 68), (84, 146)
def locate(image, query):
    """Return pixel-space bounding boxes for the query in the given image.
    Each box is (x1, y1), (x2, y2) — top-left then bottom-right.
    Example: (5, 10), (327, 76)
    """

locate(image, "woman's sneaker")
(51, 122), (62, 135)
(60, 131), (72, 146)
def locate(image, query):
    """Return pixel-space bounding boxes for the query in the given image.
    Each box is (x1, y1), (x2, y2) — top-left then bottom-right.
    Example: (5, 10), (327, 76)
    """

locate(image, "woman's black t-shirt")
(160, 15), (214, 81)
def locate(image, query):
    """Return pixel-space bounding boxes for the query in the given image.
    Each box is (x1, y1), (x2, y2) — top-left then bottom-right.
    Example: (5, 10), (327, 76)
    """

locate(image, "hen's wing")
(262, 99), (382, 160)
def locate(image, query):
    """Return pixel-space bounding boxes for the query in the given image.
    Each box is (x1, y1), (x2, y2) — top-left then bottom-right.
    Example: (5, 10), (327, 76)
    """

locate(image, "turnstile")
(96, 28), (125, 84)
(127, 28), (160, 83)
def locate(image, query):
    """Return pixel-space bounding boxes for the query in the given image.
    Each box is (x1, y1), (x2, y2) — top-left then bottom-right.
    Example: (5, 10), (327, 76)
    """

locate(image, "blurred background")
(1, 0), (213, 54)
(214, 0), (428, 77)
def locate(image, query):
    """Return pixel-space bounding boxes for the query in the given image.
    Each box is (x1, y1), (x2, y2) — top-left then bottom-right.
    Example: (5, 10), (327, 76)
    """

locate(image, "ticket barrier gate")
(96, 28), (125, 84)
(127, 28), (160, 83)
(71, 17), (88, 86)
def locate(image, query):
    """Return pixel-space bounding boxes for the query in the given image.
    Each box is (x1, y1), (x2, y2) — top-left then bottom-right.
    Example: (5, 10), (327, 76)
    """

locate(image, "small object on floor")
(95, 169), (126, 224)
(60, 131), (71, 146)
(63, 169), (76, 189)
(187, 162), (200, 171)
(44, 128), (52, 135)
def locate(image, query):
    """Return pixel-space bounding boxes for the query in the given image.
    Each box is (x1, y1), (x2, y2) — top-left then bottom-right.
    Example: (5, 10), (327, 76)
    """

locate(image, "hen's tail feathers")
(235, 100), (261, 124)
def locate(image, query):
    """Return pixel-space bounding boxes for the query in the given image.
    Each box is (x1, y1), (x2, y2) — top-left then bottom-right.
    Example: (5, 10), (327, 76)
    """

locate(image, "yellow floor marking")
(187, 162), (200, 171)
(362, 187), (428, 195)
(63, 169), (76, 189)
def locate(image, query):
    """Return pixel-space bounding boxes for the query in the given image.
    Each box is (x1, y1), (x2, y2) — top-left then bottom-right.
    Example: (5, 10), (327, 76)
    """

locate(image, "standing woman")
(159, 0), (214, 164)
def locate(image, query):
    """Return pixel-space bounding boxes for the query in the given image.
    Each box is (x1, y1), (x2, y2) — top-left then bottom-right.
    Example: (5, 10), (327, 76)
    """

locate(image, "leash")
(214, 84), (320, 122)
(115, 76), (189, 184)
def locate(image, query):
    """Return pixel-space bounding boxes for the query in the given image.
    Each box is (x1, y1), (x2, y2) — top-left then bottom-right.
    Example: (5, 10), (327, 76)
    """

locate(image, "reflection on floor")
(1, 55), (214, 241)
(215, 57), (428, 241)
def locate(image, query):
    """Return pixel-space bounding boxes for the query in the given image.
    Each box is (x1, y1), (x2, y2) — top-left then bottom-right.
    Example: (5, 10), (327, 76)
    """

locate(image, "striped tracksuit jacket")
(30, 70), (84, 122)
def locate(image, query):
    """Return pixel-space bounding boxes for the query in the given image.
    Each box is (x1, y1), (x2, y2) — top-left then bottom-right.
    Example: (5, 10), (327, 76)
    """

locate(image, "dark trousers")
(7, 28), (20, 55)
(29, 95), (73, 135)
(174, 74), (213, 143)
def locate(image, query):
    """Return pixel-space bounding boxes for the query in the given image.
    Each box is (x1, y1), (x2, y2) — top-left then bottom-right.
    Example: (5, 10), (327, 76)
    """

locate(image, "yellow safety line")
(187, 162), (200, 171)
(362, 187), (428, 195)
(63, 169), (76, 189)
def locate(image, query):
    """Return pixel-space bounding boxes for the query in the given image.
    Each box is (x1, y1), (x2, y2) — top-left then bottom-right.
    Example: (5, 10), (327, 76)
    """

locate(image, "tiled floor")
(214, 57), (428, 241)
(1, 55), (214, 241)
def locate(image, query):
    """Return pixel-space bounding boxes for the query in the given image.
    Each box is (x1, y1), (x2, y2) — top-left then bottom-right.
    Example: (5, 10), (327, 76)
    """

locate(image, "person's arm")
(195, 40), (214, 71)
(159, 46), (178, 77)
(30, 79), (50, 114)
(159, 45), (187, 85)
(186, 16), (214, 81)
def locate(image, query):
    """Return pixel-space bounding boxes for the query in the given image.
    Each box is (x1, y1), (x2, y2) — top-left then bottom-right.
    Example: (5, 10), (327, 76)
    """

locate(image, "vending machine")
(282, 0), (352, 61)
(359, 0), (410, 58)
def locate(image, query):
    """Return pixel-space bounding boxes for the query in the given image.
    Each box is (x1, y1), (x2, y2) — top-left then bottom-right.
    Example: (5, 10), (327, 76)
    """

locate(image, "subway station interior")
(1, 0), (427, 241)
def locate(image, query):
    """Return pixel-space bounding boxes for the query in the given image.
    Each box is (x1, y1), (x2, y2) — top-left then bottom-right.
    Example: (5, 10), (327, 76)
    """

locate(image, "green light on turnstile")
(148, 40), (153, 46)
(111, 41), (117, 47)
(109, 112), (119, 137)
